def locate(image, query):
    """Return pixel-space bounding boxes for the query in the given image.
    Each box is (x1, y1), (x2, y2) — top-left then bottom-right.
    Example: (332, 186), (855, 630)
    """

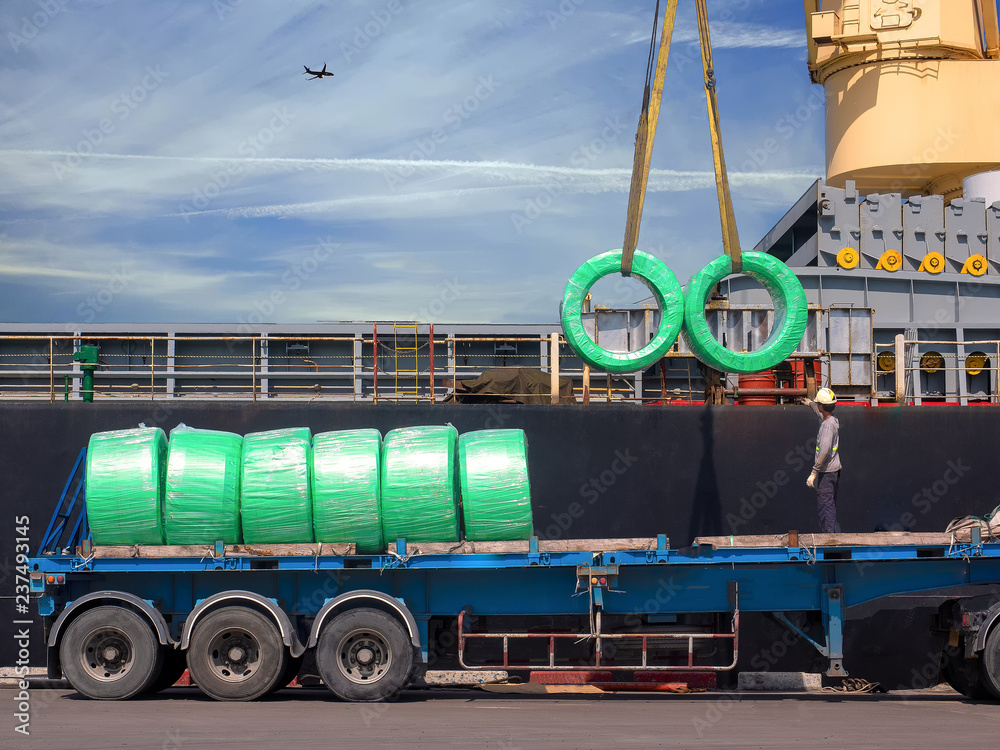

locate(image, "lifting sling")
(621, 0), (743, 276)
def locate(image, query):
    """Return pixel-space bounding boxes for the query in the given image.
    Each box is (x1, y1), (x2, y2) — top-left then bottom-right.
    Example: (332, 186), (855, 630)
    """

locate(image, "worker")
(805, 388), (841, 533)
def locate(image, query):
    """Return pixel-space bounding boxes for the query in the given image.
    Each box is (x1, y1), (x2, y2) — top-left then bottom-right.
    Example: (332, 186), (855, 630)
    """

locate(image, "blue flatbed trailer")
(24, 452), (1000, 702)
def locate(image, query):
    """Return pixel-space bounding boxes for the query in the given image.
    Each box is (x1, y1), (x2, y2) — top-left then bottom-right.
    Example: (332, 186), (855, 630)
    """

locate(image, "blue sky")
(0, 0), (825, 325)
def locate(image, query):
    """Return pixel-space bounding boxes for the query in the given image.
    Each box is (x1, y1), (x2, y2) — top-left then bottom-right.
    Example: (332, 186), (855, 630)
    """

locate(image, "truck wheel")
(940, 640), (992, 700)
(316, 608), (414, 702)
(147, 647), (188, 693)
(271, 655), (303, 693)
(60, 605), (163, 700)
(981, 626), (1000, 700)
(187, 607), (288, 701)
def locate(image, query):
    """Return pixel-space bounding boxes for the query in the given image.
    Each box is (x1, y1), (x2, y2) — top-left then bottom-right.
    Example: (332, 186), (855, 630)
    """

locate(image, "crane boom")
(979, 0), (1000, 59)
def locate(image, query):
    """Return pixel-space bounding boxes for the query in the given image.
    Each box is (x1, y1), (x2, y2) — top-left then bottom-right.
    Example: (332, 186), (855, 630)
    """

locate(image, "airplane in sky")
(303, 63), (334, 80)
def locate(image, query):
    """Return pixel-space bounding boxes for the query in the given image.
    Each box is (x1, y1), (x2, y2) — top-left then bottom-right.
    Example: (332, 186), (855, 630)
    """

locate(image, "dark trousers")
(816, 471), (840, 533)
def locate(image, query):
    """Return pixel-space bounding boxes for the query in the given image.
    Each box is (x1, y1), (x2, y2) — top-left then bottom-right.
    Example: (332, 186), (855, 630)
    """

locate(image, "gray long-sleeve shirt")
(813, 415), (841, 473)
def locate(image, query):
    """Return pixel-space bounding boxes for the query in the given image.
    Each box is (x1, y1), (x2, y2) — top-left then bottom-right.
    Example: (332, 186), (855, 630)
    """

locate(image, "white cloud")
(0, 0), (824, 325)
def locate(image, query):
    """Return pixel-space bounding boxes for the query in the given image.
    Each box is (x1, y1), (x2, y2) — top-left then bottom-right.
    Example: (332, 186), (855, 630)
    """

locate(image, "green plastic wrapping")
(380, 425), (460, 544)
(312, 429), (384, 553)
(163, 427), (243, 545)
(240, 428), (314, 544)
(459, 429), (533, 541)
(682, 252), (808, 374)
(85, 427), (167, 545)
(561, 249), (684, 373)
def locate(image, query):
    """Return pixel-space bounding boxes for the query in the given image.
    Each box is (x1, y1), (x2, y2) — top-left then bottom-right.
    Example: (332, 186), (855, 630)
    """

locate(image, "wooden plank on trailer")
(91, 542), (357, 558)
(401, 541), (524, 555)
(90, 538), (667, 558)
(404, 538), (664, 555)
(693, 535), (787, 548)
(227, 543), (357, 557)
(92, 545), (215, 559)
(694, 532), (955, 548)
(539, 538), (662, 552)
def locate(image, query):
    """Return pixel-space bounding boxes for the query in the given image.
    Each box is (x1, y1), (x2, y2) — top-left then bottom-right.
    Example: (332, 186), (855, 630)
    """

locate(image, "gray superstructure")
(724, 180), (1000, 405)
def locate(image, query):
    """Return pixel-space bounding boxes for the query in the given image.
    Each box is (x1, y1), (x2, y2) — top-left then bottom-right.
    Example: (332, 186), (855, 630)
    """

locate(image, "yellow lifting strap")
(694, 0), (742, 274)
(621, 0), (678, 277)
(621, 0), (742, 276)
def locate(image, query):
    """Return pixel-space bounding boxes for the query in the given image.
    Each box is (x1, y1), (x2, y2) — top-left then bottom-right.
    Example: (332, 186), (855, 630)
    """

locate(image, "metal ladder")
(38, 448), (90, 556)
(392, 323), (420, 400)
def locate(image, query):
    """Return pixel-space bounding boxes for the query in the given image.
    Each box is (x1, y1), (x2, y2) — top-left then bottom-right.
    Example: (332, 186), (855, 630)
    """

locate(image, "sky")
(0, 0), (826, 326)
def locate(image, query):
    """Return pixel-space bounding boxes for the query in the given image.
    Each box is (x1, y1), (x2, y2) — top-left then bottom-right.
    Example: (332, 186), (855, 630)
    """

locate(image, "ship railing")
(0, 331), (823, 405)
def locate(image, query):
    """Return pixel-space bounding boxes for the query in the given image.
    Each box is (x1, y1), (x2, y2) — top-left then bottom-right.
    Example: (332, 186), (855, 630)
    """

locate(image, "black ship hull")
(3, 402), (997, 687)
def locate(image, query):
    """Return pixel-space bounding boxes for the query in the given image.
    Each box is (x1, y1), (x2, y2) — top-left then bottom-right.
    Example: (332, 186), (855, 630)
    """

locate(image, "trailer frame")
(27, 454), (1000, 700)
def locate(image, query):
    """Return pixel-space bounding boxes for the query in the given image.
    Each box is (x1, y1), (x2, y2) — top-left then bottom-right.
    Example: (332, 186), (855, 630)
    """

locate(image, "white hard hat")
(816, 387), (837, 405)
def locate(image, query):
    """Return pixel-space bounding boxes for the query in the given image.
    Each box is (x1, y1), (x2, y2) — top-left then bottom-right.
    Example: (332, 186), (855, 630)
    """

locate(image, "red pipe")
(728, 388), (808, 397)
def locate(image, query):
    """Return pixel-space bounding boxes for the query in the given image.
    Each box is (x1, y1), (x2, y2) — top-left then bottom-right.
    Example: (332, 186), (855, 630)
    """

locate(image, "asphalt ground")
(3, 686), (998, 749)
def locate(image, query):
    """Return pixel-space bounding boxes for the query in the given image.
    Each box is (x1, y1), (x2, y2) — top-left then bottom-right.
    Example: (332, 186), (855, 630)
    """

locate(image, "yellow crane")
(806, 0), (1000, 198)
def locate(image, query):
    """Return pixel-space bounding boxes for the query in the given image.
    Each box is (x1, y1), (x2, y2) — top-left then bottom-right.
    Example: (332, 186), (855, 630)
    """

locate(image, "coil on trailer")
(459, 429), (533, 542)
(681, 251), (809, 375)
(312, 429), (384, 554)
(561, 249), (684, 373)
(380, 425), (461, 544)
(86, 427), (168, 545)
(164, 427), (243, 545)
(241, 427), (315, 544)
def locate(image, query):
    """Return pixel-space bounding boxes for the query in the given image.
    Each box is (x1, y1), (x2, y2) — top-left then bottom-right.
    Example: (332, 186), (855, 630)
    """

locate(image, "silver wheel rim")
(205, 627), (261, 683)
(336, 628), (391, 685)
(81, 627), (134, 683)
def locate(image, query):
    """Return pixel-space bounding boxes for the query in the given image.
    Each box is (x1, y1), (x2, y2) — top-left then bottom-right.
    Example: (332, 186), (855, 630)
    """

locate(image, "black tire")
(186, 606), (289, 701)
(147, 646), (188, 693)
(271, 655), (303, 693)
(59, 605), (163, 700)
(981, 625), (1000, 701)
(316, 608), (415, 702)
(941, 640), (992, 700)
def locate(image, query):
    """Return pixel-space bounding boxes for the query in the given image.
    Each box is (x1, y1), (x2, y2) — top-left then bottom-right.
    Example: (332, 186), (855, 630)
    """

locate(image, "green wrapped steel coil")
(459, 429), (533, 541)
(86, 427), (167, 545)
(561, 249), (684, 373)
(681, 252), (808, 374)
(380, 425), (460, 544)
(312, 429), (384, 553)
(163, 427), (243, 545)
(240, 428), (314, 544)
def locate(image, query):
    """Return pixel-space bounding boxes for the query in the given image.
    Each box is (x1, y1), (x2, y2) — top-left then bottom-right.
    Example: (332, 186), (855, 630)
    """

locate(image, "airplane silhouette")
(303, 63), (334, 80)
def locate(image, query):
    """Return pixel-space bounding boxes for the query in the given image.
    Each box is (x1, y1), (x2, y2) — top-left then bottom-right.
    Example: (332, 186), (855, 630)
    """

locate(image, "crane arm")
(979, 0), (1000, 59)
(803, 0), (820, 71)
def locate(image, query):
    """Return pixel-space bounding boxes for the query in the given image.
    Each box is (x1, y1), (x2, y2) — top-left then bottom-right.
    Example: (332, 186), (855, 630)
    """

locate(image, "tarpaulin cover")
(312, 429), (384, 553)
(163, 427), (243, 545)
(240, 427), (314, 544)
(682, 252), (808, 374)
(381, 425), (460, 544)
(561, 249), (684, 373)
(448, 368), (576, 405)
(86, 427), (167, 545)
(459, 429), (533, 541)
